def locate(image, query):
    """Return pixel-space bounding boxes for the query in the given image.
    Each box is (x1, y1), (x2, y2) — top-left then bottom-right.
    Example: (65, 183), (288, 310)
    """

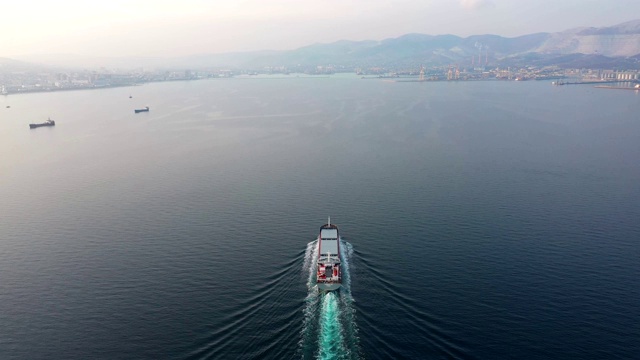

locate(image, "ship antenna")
(328, 216), (330, 226)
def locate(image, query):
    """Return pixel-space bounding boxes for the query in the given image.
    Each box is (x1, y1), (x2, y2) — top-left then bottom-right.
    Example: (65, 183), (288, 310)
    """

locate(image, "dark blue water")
(1, 77), (639, 359)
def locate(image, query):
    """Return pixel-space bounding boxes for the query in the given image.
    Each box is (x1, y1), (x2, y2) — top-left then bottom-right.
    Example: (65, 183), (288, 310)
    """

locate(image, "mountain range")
(9, 19), (640, 71)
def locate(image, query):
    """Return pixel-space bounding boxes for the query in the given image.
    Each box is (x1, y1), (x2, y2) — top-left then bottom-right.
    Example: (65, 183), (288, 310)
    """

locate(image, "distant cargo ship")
(134, 106), (149, 113)
(29, 118), (55, 129)
(317, 218), (341, 292)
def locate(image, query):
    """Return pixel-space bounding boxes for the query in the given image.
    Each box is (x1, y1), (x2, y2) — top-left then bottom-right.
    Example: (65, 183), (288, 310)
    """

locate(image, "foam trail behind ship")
(318, 292), (345, 359)
(299, 239), (361, 360)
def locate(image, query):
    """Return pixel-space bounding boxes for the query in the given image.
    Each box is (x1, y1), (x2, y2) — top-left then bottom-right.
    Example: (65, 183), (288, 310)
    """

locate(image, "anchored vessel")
(29, 118), (55, 129)
(134, 106), (149, 113)
(317, 218), (341, 291)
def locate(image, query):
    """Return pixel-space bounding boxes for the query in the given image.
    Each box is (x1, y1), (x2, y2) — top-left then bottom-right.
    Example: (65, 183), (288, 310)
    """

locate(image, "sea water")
(1, 77), (639, 359)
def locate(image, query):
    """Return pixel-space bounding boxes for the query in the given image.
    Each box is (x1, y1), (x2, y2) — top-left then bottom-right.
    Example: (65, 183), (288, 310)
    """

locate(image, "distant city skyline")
(2, 0), (640, 58)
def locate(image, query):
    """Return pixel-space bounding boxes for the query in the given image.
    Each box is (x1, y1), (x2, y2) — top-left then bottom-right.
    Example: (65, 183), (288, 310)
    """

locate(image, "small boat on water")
(29, 117), (55, 129)
(134, 106), (149, 113)
(317, 218), (341, 292)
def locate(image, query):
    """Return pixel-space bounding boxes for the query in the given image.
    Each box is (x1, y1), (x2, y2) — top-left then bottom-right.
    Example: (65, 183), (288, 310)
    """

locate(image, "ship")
(29, 117), (55, 129)
(134, 106), (149, 113)
(317, 218), (341, 292)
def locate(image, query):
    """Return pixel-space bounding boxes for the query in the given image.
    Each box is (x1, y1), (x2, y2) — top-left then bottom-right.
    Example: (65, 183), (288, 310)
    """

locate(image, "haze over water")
(1, 77), (639, 359)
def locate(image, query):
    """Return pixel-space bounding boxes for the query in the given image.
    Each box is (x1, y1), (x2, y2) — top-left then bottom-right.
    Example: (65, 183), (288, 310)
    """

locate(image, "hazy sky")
(2, 0), (639, 58)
